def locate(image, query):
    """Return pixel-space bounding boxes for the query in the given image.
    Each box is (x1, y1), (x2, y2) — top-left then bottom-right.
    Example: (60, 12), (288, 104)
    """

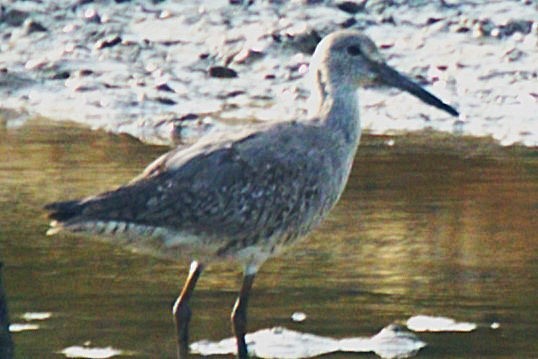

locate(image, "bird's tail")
(43, 199), (85, 235)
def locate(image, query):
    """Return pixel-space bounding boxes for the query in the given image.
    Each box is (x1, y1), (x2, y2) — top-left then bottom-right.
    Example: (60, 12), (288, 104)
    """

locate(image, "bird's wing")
(130, 125), (260, 182)
(45, 121), (336, 246)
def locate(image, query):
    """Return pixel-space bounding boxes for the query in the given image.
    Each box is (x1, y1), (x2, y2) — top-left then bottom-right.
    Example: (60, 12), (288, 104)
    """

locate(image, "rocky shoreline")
(1, 0), (536, 146)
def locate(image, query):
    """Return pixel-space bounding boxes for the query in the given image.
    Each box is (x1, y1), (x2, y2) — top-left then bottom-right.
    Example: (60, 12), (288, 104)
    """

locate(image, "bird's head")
(310, 30), (459, 117)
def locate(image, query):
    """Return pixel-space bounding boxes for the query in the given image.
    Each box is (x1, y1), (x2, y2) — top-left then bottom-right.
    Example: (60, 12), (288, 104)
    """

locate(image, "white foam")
(59, 346), (126, 359)
(406, 315), (477, 332)
(9, 323), (40, 332)
(191, 324), (426, 359)
(22, 312), (52, 321)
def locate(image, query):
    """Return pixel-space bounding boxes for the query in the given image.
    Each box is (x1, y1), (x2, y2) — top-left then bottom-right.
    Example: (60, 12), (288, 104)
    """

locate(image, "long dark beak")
(373, 62), (459, 117)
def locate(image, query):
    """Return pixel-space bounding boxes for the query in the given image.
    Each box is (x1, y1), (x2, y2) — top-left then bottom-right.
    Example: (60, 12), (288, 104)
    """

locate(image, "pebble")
(83, 8), (100, 23)
(51, 71), (71, 80)
(156, 97), (177, 105)
(208, 66), (238, 78)
(336, 1), (364, 15)
(341, 17), (357, 28)
(177, 113), (199, 121)
(94, 35), (122, 50)
(291, 312), (307, 322)
(24, 19), (47, 33)
(156, 83), (175, 93)
(234, 49), (264, 65)
(426, 17), (443, 25)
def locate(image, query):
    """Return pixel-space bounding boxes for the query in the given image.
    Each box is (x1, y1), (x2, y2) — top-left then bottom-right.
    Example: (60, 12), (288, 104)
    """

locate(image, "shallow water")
(0, 120), (536, 358)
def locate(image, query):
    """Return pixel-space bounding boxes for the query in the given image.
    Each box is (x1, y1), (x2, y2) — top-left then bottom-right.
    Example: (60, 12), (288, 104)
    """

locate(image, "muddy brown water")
(0, 120), (536, 358)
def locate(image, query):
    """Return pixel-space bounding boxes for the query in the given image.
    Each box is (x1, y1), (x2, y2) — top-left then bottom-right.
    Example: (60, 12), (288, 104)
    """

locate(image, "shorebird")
(44, 30), (458, 358)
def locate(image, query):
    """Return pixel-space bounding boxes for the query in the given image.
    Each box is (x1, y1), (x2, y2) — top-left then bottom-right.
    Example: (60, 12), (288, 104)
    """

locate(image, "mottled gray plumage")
(46, 120), (351, 268)
(44, 30), (458, 358)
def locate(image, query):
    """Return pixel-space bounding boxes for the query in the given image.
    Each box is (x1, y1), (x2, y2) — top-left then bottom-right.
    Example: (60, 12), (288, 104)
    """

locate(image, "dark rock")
(162, 40), (183, 46)
(94, 35), (121, 49)
(78, 69), (94, 76)
(217, 90), (245, 99)
(51, 71), (71, 80)
(2, 9), (29, 27)
(252, 94), (272, 101)
(227, 90), (245, 97)
(199, 53), (210, 59)
(209, 66), (238, 78)
(426, 17), (443, 25)
(24, 19), (48, 33)
(156, 83), (174, 93)
(156, 97), (177, 105)
(341, 17), (357, 28)
(502, 20), (533, 36)
(336, 1), (364, 14)
(379, 43), (394, 49)
(380, 15), (396, 25)
(178, 113), (198, 121)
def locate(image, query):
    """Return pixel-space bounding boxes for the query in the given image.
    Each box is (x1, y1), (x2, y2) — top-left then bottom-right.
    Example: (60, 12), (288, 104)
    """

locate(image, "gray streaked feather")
(48, 120), (353, 258)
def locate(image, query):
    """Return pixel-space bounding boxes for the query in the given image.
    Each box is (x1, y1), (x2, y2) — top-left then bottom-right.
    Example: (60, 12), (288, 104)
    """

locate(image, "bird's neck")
(310, 70), (361, 145)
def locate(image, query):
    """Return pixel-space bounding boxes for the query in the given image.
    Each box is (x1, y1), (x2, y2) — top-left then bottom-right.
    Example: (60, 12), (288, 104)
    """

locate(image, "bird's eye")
(347, 45), (361, 56)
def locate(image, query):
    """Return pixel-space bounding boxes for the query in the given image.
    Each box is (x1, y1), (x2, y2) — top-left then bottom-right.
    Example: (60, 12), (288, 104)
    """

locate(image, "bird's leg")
(173, 261), (204, 359)
(231, 272), (256, 359)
